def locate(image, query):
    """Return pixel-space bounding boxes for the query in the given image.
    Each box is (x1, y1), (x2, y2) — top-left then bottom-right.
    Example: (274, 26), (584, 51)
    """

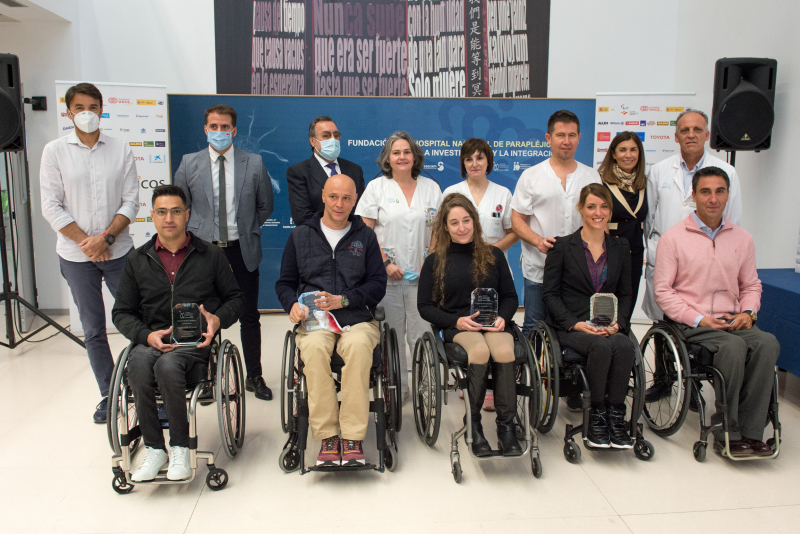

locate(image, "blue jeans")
(59, 252), (129, 397)
(522, 278), (546, 337)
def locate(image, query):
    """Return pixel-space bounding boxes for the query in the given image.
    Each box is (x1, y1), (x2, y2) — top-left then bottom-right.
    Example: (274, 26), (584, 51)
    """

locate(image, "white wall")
(2, 0), (798, 309)
(0, 0), (216, 309)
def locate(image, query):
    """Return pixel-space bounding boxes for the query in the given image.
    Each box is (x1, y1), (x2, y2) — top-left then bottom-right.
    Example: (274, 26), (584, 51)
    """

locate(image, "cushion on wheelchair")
(688, 343), (715, 366)
(562, 348), (588, 365)
(444, 341), (527, 368)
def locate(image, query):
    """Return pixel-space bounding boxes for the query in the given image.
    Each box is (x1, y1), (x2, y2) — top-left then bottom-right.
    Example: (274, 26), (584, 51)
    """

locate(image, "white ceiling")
(0, 0), (72, 22)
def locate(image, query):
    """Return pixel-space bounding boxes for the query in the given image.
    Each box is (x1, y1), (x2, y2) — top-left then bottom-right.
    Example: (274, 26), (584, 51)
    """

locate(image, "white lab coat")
(642, 151), (742, 320)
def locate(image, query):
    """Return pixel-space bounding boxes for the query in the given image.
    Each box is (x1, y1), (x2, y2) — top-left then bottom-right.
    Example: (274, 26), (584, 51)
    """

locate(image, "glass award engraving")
(471, 288), (499, 328)
(298, 291), (325, 331)
(589, 293), (618, 328)
(171, 303), (203, 346)
(710, 289), (739, 320)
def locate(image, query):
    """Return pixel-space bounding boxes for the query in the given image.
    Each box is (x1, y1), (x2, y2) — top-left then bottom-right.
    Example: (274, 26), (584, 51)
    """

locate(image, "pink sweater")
(654, 215), (761, 326)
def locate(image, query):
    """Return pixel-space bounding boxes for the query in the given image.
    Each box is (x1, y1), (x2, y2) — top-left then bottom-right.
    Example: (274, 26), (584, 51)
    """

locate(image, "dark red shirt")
(155, 233), (191, 283)
(582, 240), (608, 293)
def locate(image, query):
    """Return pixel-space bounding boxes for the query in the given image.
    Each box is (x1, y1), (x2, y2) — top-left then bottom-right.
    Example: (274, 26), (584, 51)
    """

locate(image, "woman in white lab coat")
(443, 138), (519, 411)
(356, 131), (443, 401)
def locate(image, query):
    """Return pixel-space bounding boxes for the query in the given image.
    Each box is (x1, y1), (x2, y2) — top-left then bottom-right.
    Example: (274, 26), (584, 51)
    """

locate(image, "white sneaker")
(166, 446), (192, 480)
(131, 447), (168, 481)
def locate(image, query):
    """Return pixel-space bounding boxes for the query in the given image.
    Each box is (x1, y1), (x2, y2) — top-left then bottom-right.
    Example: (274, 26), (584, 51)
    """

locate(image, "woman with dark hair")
(417, 193), (522, 457)
(542, 183), (635, 449)
(597, 131), (648, 324)
(356, 131), (442, 402)
(443, 138), (519, 411)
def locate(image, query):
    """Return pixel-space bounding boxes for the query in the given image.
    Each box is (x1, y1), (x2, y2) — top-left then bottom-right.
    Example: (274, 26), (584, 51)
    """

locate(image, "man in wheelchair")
(112, 185), (245, 481)
(275, 174), (387, 467)
(654, 167), (780, 457)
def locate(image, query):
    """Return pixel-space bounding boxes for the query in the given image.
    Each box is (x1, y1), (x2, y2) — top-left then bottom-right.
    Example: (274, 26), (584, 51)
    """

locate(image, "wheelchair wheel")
(412, 332), (442, 446)
(382, 324), (402, 434)
(634, 439), (655, 461)
(107, 347), (141, 457)
(564, 440), (581, 463)
(206, 468), (228, 491)
(111, 473), (134, 495)
(639, 325), (691, 436)
(529, 322), (560, 434)
(625, 331), (646, 427)
(278, 444), (301, 473)
(450, 452), (462, 483)
(383, 438), (399, 472)
(693, 441), (707, 462)
(280, 330), (297, 434)
(217, 341), (246, 459)
(531, 454), (543, 478)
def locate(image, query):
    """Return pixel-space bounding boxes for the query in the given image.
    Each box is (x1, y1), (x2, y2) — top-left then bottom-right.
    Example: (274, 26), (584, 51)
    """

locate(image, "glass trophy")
(589, 293), (618, 328)
(710, 289), (738, 319)
(298, 291), (325, 331)
(171, 303), (203, 346)
(471, 288), (499, 328)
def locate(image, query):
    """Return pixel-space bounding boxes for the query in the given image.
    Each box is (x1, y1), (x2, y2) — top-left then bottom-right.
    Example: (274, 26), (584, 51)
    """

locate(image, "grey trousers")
(126, 344), (210, 450)
(677, 324), (780, 441)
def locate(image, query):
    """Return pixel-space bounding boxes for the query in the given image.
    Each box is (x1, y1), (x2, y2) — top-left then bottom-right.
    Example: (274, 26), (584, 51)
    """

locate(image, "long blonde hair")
(430, 193), (496, 304)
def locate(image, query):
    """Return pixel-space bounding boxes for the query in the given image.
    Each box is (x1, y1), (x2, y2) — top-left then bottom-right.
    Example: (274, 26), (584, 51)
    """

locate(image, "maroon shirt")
(582, 239), (608, 293)
(155, 233), (191, 283)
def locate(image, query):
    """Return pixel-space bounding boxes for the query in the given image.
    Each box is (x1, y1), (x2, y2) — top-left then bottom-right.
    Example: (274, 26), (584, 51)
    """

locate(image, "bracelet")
(383, 259), (392, 267)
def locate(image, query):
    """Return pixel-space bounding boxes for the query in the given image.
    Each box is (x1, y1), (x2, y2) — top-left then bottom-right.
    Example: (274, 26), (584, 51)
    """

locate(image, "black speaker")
(710, 57), (777, 151)
(0, 53), (24, 152)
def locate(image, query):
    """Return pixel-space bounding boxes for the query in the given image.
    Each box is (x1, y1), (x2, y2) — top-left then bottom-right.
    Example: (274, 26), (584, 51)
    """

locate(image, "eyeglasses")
(153, 208), (186, 218)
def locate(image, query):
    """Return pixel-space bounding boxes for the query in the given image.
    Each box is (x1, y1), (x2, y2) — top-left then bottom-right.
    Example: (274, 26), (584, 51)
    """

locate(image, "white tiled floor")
(3, 312), (800, 533)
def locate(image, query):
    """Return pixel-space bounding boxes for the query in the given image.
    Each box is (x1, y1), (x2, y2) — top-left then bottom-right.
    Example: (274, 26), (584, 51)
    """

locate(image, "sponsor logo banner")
(666, 107), (684, 112)
(108, 97), (132, 104)
(143, 141), (155, 147)
(129, 142), (142, 146)
(597, 132), (611, 142)
(137, 99), (157, 105)
(598, 107), (609, 112)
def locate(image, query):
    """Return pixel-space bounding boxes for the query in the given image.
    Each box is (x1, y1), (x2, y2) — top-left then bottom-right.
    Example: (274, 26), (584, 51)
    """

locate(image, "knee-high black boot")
(466, 363), (492, 457)
(493, 361), (523, 456)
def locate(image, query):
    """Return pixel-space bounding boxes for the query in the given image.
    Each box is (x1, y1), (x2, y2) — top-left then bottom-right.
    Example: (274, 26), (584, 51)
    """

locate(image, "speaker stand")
(729, 151), (736, 167)
(0, 179), (85, 350)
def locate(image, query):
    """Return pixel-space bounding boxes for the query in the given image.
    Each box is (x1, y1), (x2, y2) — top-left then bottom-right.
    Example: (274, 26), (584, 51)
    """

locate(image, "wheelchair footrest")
(307, 463), (377, 473)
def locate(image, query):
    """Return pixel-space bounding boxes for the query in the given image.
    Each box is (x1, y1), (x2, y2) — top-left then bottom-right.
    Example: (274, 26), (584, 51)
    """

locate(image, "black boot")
(607, 403), (633, 449)
(492, 361), (523, 457)
(466, 364), (492, 457)
(587, 406), (610, 448)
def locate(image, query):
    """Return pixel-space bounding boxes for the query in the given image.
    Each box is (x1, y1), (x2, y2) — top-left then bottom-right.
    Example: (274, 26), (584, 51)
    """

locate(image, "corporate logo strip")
(592, 95), (696, 168)
(55, 83), (169, 247)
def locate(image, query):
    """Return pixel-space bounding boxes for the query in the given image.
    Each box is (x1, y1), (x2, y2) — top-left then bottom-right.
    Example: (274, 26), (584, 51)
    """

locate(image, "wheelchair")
(639, 319), (781, 462)
(529, 321), (654, 463)
(411, 322), (543, 483)
(278, 307), (402, 474)
(107, 335), (245, 493)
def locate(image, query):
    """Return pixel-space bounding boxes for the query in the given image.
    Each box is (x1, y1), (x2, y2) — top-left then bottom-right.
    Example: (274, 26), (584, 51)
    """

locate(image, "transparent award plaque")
(589, 293), (618, 328)
(171, 303), (203, 346)
(298, 291), (325, 331)
(471, 288), (499, 328)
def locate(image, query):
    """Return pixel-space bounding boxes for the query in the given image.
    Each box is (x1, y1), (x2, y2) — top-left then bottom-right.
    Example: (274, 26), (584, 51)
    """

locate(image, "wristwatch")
(102, 232), (115, 245)
(383, 259), (392, 267)
(746, 310), (757, 325)
(341, 295), (349, 308)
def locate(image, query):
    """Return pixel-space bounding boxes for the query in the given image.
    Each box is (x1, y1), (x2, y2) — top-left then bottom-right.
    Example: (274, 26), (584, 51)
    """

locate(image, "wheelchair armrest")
(374, 306), (385, 322)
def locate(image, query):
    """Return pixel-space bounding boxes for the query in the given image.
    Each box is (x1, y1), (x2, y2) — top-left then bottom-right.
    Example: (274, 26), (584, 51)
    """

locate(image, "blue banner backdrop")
(167, 95), (595, 309)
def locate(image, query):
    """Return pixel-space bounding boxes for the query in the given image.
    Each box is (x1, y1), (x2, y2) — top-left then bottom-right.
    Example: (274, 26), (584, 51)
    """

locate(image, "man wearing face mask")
(286, 116), (365, 226)
(40, 83), (139, 424)
(174, 104), (274, 401)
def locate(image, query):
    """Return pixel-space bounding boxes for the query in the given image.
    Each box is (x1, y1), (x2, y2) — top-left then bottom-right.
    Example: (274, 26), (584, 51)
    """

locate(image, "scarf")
(613, 164), (637, 192)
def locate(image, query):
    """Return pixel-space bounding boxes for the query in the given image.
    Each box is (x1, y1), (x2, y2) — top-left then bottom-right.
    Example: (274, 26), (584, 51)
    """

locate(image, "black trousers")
(556, 330), (636, 406)
(223, 243), (262, 379)
(628, 246), (644, 325)
(127, 345), (210, 449)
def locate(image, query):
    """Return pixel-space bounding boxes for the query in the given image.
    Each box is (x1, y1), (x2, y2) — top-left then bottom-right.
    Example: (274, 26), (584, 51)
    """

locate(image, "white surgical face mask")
(72, 110), (100, 133)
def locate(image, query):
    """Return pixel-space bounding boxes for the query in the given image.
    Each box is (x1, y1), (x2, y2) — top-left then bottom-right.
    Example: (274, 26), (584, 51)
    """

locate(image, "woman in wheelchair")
(542, 183), (636, 449)
(417, 193), (522, 457)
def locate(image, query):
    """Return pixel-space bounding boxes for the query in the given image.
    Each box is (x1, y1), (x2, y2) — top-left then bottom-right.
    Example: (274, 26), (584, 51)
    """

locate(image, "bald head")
(321, 174), (357, 229)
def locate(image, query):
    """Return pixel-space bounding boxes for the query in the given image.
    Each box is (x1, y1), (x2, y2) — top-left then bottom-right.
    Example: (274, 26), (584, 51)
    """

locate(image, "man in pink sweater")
(654, 167), (779, 457)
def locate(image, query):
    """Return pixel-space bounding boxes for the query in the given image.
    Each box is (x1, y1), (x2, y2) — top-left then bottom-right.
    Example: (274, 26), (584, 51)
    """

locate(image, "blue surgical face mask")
(316, 138), (340, 161)
(208, 130), (233, 151)
(402, 271), (419, 282)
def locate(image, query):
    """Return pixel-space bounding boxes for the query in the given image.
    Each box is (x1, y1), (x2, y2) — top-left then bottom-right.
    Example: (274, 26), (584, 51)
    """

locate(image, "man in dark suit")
(174, 104), (275, 400)
(286, 116), (365, 225)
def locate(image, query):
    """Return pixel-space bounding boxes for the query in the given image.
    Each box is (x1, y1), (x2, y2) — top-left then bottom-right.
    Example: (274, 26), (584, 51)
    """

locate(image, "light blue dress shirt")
(680, 152), (706, 197)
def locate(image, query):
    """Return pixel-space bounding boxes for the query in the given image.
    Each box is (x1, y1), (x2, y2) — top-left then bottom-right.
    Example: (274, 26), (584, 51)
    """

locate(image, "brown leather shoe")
(743, 438), (773, 457)
(713, 438), (753, 457)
